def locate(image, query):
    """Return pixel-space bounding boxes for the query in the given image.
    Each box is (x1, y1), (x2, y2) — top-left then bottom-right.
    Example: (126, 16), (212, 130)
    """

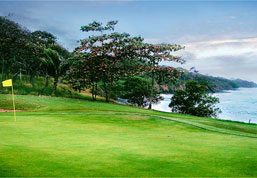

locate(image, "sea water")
(152, 88), (257, 124)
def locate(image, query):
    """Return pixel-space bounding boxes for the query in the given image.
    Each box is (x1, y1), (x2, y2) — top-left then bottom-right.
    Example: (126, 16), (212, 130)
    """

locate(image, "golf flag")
(2, 79), (12, 87)
(2, 79), (16, 122)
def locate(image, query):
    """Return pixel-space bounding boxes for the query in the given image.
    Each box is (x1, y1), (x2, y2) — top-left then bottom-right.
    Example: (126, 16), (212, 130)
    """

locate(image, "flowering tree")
(137, 43), (185, 109)
(80, 20), (118, 33)
(70, 21), (144, 101)
(67, 53), (102, 100)
(68, 21), (184, 105)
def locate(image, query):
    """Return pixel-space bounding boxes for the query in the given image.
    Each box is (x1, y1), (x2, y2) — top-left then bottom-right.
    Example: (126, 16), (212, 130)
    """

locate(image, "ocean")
(152, 88), (257, 124)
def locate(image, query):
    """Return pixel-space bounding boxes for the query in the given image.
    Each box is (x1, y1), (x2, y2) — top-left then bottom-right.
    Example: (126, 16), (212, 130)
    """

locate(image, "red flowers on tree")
(68, 20), (185, 106)
(68, 21), (144, 101)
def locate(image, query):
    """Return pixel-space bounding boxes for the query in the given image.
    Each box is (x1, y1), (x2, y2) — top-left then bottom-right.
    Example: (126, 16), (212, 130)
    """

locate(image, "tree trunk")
(52, 75), (58, 96)
(94, 83), (97, 101)
(30, 74), (35, 88)
(26, 71), (29, 82)
(13, 72), (19, 82)
(1, 58), (4, 90)
(148, 71), (154, 109)
(45, 75), (49, 88)
(103, 81), (109, 102)
(40, 75), (49, 95)
(91, 82), (95, 101)
(106, 94), (110, 102)
(1, 59), (4, 82)
(19, 69), (22, 81)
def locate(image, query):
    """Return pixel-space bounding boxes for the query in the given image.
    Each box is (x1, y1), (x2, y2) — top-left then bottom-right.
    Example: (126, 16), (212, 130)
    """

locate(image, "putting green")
(0, 94), (256, 177)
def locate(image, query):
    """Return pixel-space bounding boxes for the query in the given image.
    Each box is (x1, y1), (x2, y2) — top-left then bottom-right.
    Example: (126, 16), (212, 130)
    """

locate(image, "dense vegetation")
(161, 69), (257, 93)
(67, 20), (184, 108)
(0, 74), (107, 102)
(169, 80), (221, 117)
(1, 16), (183, 109)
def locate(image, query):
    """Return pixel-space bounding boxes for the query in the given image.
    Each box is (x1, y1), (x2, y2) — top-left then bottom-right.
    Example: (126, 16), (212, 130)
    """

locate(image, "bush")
(120, 76), (163, 107)
(169, 80), (221, 117)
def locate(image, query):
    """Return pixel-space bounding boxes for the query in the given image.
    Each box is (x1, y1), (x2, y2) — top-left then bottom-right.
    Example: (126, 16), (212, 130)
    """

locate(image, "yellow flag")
(1, 79), (16, 121)
(2, 79), (12, 87)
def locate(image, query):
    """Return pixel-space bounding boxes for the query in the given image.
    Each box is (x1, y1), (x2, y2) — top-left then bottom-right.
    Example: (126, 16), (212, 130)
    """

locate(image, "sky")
(1, 1), (257, 82)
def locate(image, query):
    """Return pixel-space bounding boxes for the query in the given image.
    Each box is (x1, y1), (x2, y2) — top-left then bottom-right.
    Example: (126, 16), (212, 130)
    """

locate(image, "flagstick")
(11, 85), (16, 122)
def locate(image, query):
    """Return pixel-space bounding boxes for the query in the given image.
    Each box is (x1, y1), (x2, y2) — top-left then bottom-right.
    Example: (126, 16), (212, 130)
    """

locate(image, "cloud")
(144, 38), (163, 44)
(228, 16), (236, 20)
(183, 37), (257, 59)
(173, 37), (257, 82)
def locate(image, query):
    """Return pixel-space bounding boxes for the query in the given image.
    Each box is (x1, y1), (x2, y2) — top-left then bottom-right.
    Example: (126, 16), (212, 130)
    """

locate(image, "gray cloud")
(160, 37), (257, 83)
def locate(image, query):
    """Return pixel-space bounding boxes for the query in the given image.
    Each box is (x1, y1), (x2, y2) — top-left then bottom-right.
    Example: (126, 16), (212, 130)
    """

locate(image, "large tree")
(67, 53), (101, 100)
(0, 17), (51, 87)
(137, 43), (185, 109)
(71, 21), (143, 102)
(31, 31), (57, 89)
(0, 16), (31, 83)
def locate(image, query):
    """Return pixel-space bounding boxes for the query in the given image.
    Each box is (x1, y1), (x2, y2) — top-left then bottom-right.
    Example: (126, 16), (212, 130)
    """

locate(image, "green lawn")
(0, 94), (256, 177)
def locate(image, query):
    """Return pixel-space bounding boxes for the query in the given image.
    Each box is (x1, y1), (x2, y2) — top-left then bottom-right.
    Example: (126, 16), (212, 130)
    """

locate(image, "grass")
(0, 75), (106, 102)
(0, 94), (257, 177)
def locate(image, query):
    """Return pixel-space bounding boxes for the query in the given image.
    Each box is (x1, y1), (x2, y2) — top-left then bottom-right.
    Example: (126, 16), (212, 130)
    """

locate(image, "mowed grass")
(0, 94), (257, 177)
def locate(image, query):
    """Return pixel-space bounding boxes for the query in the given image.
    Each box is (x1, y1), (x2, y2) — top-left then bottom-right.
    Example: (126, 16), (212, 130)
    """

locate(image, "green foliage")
(162, 70), (257, 94)
(0, 16), (70, 91)
(233, 79), (257, 88)
(0, 74), (103, 101)
(41, 45), (70, 95)
(136, 43), (185, 109)
(0, 17), (184, 106)
(119, 76), (163, 107)
(43, 48), (61, 75)
(0, 16), (32, 82)
(31, 30), (56, 46)
(70, 20), (185, 104)
(70, 21), (144, 102)
(169, 80), (221, 117)
(66, 53), (101, 99)
(80, 20), (118, 32)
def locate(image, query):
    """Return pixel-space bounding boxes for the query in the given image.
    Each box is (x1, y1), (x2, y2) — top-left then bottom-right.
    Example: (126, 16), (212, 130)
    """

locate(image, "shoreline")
(152, 108), (257, 125)
(153, 88), (257, 124)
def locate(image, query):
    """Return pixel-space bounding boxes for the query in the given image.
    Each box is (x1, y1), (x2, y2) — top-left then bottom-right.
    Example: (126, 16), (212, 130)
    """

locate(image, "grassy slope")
(0, 94), (257, 177)
(0, 75), (106, 102)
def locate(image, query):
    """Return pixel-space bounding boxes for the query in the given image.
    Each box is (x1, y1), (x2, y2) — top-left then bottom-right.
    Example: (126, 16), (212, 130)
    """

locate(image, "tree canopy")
(1, 17), (187, 109)
(169, 80), (221, 117)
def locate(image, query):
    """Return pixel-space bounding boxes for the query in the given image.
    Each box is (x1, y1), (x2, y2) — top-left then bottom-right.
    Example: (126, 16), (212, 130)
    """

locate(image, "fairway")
(0, 95), (257, 177)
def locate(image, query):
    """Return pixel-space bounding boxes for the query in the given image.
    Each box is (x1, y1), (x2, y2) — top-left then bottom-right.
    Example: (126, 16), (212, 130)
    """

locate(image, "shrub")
(169, 80), (221, 117)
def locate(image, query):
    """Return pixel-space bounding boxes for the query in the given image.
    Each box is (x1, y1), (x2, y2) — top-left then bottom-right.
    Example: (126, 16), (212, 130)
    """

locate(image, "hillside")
(0, 75), (107, 102)
(232, 78), (257, 88)
(161, 70), (257, 93)
(0, 94), (256, 177)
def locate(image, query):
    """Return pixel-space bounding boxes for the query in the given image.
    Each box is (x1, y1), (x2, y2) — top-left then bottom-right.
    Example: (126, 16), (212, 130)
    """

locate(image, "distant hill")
(232, 79), (257, 88)
(160, 70), (257, 93)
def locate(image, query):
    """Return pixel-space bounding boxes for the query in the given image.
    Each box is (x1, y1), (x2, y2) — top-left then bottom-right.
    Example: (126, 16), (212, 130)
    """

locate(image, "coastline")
(153, 88), (257, 124)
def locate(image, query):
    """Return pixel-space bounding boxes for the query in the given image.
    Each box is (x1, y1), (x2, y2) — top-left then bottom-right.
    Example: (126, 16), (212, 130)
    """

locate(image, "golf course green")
(0, 94), (256, 177)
